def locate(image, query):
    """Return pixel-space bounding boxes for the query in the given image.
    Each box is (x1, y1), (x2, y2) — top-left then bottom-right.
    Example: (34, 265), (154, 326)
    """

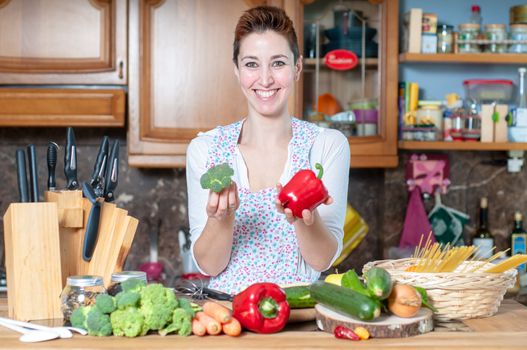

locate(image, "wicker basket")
(363, 258), (517, 322)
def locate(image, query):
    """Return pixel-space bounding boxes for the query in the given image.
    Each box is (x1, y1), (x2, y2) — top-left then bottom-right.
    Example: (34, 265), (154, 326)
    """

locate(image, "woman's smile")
(254, 88), (280, 100)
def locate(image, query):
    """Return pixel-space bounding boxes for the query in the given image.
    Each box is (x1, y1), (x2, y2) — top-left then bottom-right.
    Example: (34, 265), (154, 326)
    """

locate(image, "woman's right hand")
(206, 181), (240, 221)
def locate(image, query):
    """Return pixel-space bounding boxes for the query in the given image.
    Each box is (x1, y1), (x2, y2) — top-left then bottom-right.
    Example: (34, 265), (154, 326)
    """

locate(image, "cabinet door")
(302, 0), (398, 168)
(128, 0), (302, 167)
(0, 0), (127, 85)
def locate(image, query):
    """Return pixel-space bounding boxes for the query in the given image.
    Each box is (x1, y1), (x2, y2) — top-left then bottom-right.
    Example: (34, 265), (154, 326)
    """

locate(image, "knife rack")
(3, 202), (63, 321)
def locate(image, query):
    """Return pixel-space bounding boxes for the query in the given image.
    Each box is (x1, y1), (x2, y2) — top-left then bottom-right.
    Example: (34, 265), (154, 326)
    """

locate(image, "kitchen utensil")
(0, 320), (60, 342)
(26, 144), (39, 202)
(139, 219), (164, 282)
(15, 149), (29, 203)
(46, 142), (58, 191)
(178, 226), (200, 275)
(64, 127), (79, 190)
(104, 139), (119, 202)
(81, 182), (102, 261)
(0, 316), (77, 338)
(88, 136), (109, 198)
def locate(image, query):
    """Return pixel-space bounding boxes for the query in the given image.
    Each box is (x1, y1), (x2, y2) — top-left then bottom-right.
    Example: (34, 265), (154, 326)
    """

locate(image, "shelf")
(398, 141), (527, 151)
(304, 58), (378, 68)
(399, 53), (527, 64)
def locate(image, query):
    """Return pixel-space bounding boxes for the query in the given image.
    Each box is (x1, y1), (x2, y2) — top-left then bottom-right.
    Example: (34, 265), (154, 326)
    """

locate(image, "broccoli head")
(116, 290), (141, 310)
(120, 278), (146, 293)
(86, 307), (113, 336)
(177, 297), (196, 318)
(95, 294), (116, 314)
(200, 163), (234, 193)
(70, 305), (93, 330)
(158, 308), (192, 337)
(110, 307), (144, 337)
(139, 283), (178, 331)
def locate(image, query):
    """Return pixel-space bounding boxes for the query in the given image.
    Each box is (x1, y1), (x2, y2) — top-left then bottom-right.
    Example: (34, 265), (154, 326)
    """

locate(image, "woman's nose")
(259, 66), (274, 86)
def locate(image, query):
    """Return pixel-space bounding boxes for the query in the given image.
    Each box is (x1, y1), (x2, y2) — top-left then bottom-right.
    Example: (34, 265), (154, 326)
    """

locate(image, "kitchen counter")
(1, 297), (527, 349)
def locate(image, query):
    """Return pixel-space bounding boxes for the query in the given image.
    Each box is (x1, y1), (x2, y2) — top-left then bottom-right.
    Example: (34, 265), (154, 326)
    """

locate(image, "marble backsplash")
(0, 127), (524, 283)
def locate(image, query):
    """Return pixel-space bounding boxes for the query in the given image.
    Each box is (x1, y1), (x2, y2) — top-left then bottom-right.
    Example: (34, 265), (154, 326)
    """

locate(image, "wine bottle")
(473, 197), (494, 259)
(511, 211), (527, 273)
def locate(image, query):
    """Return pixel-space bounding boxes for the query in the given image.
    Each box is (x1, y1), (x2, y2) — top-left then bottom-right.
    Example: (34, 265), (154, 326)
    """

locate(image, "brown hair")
(233, 6), (299, 67)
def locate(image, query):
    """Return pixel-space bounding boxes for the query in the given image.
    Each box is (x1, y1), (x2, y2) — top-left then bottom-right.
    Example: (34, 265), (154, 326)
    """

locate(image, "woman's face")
(235, 30), (301, 119)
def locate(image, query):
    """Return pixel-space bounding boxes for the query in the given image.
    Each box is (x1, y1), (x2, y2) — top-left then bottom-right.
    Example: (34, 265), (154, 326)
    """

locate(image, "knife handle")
(82, 202), (101, 261)
(104, 140), (119, 202)
(89, 136), (109, 189)
(47, 142), (58, 191)
(64, 127), (79, 190)
(26, 144), (39, 202)
(15, 149), (29, 203)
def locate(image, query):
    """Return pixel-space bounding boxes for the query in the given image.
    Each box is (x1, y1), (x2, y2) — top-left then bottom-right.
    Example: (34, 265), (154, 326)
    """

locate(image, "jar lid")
(66, 275), (104, 287)
(459, 23), (480, 30)
(510, 24), (527, 30)
(111, 271), (147, 283)
(485, 24), (506, 29)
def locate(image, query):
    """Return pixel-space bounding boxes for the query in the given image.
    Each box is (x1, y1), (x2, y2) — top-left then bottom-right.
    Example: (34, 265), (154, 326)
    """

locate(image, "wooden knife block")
(3, 202), (63, 321)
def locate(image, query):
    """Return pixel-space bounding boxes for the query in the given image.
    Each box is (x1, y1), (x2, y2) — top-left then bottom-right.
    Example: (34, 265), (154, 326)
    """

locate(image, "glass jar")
(509, 24), (527, 53)
(416, 104), (443, 135)
(60, 275), (106, 322)
(484, 24), (507, 53)
(107, 271), (148, 296)
(458, 23), (481, 53)
(437, 24), (454, 53)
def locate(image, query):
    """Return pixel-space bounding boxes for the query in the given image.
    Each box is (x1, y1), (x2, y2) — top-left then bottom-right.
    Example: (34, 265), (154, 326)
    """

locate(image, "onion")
(387, 283), (422, 318)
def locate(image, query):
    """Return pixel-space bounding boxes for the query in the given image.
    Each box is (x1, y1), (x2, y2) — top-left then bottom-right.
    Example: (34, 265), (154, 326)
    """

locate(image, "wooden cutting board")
(315, 304), (433, 338)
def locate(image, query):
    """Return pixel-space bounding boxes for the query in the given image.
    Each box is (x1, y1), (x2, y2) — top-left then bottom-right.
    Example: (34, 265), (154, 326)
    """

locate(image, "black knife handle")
(89, 136), (109, 189)
(104, 140), (119, 202)
(201, 287), (234, 301)
(82, 201), (101, 261)
(64, 127), (79, 190)
(27, 144), (39, 202)
(15, 149), (29, 203)
(47, 142), (58, 191)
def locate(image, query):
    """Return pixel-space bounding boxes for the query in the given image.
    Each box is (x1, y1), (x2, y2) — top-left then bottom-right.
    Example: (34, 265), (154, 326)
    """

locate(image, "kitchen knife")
(15, 149), (29, 203)
(64, 127), (79, 190)
(26, 144), (39, 202)
(104, 139), (119, 202)
(89, 136), (109, 197)
(46, 142), (58, 191)
(82, 182), (102, 262)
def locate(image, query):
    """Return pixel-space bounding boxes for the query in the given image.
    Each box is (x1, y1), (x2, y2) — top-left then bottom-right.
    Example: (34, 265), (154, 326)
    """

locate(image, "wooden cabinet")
(0, 0), (127, 126)
(128, 0), (304, 167)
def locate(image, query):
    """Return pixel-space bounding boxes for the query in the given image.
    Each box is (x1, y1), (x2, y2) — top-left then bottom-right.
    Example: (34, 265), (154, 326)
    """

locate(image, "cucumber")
(310, 281), (381, 321)
(364, 267), (393, 300)
(284, 285), (316, 309)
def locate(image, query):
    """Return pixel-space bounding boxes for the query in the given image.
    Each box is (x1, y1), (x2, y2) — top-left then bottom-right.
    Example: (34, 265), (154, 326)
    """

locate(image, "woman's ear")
(295, 55), (303, 81)
(234, 63), (240, 82)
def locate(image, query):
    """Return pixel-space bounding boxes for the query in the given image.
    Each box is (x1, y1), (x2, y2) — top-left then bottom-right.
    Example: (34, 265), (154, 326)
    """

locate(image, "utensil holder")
(3, 202), (63, 321)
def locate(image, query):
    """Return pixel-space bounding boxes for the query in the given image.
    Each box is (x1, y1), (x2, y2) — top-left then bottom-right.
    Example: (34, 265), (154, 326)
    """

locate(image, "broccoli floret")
(177, 298), (196, 318)
(200, 163), (234, 193)
(86, 307), (112, 336)
(110, 307), (144, 337)
(115, 291), (141, 310)
(159, 308), (192, 336)
(120, 278), (146, 293)
(95, 294), (116, 314)
(70, 305), (93, 330)
(139, 284), (178, 331)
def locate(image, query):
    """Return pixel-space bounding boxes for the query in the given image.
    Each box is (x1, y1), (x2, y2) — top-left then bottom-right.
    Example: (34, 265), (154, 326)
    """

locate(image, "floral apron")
(206, 118), (320, 294)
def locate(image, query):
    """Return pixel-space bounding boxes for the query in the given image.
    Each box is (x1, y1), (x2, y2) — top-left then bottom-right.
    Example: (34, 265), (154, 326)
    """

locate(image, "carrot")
(196, 311), (221, 335)
(192, 318), (207, 336)
(203, 301), (232, 324)
(222, 317), (242, 337)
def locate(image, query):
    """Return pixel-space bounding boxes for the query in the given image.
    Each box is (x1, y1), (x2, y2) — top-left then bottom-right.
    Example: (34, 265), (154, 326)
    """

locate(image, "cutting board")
(315, 304), (433, 338)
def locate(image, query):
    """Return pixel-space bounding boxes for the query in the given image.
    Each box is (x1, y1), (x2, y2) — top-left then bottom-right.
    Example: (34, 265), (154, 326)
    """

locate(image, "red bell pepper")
(278, 163), (329, 218)
(232, 282), (290, 334)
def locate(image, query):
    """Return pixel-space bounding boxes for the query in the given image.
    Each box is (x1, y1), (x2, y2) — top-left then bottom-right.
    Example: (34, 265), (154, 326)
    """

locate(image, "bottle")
(511, 212), (527, 274)
(469, 5), (482, 27)
(472, 197), (494, 259)
(515, 67), (527, 127)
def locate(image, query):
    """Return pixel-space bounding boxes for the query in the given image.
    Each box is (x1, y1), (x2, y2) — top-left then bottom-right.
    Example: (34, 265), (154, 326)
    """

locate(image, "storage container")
(107, 271), (147, 296)
(484, 24), (507, 53)
(463, 79), (514, 103)
(458, 23), (481, 53)
(60, 275), (106, 322)
(509, 24), (527, 53)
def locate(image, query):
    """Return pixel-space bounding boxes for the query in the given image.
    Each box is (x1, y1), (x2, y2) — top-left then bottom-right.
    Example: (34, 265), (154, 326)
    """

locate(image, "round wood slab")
(315, 304), (434, 338)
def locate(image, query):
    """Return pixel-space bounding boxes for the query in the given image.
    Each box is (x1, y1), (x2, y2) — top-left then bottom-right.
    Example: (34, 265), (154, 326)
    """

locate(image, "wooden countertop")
(1, 297), (527, 350)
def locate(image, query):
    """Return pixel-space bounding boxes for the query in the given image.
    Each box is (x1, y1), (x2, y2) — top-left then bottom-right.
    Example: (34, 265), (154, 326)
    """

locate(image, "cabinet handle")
(118, 60), (124, 79)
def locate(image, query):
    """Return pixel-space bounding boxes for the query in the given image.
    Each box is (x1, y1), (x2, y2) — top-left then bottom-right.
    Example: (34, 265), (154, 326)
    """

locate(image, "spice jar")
(484, 24), (507, 53)
(107, 271), (148, 296)
(437, 24), (454, 53)
(416, 103), (443, 135)
(509, 24), (527, 53)
(458, 23), (481, 53)
(60, 275), (106, 321)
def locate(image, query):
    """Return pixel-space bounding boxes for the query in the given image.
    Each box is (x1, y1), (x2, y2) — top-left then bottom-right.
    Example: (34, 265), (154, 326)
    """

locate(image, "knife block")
(3, 202), (63, 321)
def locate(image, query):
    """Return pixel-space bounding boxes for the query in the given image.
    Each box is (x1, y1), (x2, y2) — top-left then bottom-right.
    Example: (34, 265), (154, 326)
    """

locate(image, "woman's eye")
(272, 61), (286, 67)
(245, 62), (258, 68)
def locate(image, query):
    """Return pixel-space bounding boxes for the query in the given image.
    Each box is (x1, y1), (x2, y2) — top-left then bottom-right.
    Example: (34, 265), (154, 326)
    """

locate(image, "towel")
(399, 187), (435, 248)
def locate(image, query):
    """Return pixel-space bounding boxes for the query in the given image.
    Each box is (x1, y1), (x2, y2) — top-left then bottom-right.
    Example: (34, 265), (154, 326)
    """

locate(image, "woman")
(186, 6), (350, 294)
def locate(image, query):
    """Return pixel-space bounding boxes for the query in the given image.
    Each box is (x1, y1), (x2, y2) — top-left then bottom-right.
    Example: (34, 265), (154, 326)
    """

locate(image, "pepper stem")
(315, 163), (324, 179)
(259, 297), (278, 319)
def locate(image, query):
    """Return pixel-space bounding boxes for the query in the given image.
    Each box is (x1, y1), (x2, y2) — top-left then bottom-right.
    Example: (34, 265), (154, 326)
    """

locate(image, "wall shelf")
(399, 53), (527, 64)
(399, 141), (527, 151)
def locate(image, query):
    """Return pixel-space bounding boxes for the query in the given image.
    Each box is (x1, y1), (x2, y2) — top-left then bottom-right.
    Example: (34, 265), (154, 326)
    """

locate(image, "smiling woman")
(186, 6), (350, 295)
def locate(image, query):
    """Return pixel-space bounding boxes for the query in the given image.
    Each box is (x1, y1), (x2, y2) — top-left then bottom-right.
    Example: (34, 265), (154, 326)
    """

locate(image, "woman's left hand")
(275, 183), (333, 225)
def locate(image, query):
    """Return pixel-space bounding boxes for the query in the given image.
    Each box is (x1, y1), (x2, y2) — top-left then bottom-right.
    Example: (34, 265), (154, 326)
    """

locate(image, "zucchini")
(284, 285), (316, 309)
(310, 281), (381, 321)
(364, 267), (393, 300)
(340, 269), (373, 297)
